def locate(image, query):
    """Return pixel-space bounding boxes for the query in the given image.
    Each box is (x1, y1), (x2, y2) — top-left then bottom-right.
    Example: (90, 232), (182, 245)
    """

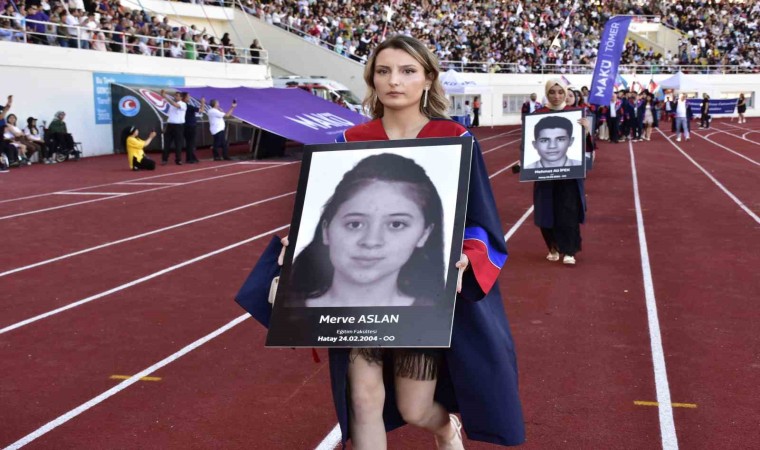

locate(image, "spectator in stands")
(25, 4), (50, 45)
(249, 38), (263, 64)
(159, 89), (186, 165)
(121, 125), (156, 171)
(23, 117), (55, 164)
(182, 93), (202, 164)
(205, 97), (236, 161)
(4, 114), (35, 165)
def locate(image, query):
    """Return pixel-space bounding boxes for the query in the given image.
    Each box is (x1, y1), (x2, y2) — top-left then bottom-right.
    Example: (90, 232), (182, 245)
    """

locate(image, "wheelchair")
(47, 132), (82, 162)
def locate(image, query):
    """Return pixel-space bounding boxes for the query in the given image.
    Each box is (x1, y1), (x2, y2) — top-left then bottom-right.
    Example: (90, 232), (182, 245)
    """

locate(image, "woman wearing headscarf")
(47, 111), (78, 158)
(529, 79), (589, 265)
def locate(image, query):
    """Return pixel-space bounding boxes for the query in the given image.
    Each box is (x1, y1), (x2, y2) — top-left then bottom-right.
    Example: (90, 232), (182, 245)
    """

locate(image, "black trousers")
(183, 125), (198, 162)
(472, 108), (480, 127)
(609, 116), (620, 142)
(700, 113), (710, 128)
(212, 131), (229, 159)
(133, 156), (156, 170)
(163, 124), (184, 162)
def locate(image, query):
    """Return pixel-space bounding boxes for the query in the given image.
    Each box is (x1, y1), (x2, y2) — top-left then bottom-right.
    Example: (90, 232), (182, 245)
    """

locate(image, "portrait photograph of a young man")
(520, 109), (586, 181)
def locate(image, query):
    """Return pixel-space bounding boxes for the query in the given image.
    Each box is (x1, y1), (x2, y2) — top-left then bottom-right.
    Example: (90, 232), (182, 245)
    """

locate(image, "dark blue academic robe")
(237, 118), (525, 447)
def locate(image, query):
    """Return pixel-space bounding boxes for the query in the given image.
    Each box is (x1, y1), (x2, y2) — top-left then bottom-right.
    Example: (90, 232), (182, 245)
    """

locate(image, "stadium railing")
(0, 14), (268, 65)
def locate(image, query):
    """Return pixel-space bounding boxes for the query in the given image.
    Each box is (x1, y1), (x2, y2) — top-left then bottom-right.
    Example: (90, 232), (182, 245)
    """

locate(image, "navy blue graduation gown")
(531, 107), (587, 228)
(331, 119), (525, 446)
(236, 118), (525, 447)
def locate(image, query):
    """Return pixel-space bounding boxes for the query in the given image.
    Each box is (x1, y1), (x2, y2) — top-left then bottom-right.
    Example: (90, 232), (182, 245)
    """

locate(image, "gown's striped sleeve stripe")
(463, 226), (507, 294)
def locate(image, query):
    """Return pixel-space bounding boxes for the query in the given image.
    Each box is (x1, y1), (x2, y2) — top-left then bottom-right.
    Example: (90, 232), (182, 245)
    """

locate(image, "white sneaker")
(546, 250), (560, 262)
(676, 137), (681, 142)
(563, 255), (576, 265)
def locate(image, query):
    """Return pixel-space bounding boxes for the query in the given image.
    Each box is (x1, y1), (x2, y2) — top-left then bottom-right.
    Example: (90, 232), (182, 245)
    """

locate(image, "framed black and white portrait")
(266, 137), (473, 348)
(519, 109), (586, 182)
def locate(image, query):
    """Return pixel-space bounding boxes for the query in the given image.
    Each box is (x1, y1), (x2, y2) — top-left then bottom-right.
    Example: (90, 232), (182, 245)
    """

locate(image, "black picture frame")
(266, 137), (474, 348)
(519, 109), (587, 182)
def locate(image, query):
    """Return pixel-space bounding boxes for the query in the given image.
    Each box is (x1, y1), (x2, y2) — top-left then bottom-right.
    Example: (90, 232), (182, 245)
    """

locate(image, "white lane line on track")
(116, 182), (182, 186)
(710, 124), (760, 145)
(315, 159), (529, 450)
(0, 225), (289, 335)
(0, 162), (243, 205)
(628, 140), (679, 450)
(691, 132), (760, 167)
(0, 192), (295, 278)
(478, 128), (521, 142)
(0, 162), (298, 222)
(3, 313), (251, 450)
(657, 128), (760, 224)
(52, 192), (128, 196)
(483, 138), (521, 155)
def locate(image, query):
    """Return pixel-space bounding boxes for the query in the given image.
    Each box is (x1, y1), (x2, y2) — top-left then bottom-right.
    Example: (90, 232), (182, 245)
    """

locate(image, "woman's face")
(373, 48), (430, 113)
(565, 90), (576, 106)
(547, 85), (566, 107)
(323, 180), (433, 287)
(8, 115), (16, 125)
(131, 129), (139, 137)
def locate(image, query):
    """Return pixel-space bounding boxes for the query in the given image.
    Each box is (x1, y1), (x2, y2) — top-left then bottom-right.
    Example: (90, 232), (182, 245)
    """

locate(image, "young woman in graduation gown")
(258, 35), (525, 449)
(531, 79), (590, 265)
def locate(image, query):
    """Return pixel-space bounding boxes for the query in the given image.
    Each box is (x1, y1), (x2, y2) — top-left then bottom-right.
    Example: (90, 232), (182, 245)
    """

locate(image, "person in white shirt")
(23, 117), (55, 164)
(205, 98), (237, 161)
(674, 93), (690, 142)
(160, 89), (187, 165)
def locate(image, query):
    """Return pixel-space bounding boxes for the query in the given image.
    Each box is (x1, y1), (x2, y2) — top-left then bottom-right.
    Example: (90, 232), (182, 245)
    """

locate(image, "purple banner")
(589, 16), (632, 106)
(180, 86), (367, 144)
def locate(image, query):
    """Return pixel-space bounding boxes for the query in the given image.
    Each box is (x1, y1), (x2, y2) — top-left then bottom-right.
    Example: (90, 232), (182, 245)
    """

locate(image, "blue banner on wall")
(686, 98), (739, 115)
(588, 16), (633, 106)
(93, 73), (184, 124)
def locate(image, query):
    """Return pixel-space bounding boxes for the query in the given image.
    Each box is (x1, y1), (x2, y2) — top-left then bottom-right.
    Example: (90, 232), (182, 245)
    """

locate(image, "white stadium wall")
(0, 41), (269, 156)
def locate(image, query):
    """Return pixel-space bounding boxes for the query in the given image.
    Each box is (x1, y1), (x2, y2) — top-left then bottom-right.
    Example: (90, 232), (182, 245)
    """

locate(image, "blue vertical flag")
(588, 16), (632, 106)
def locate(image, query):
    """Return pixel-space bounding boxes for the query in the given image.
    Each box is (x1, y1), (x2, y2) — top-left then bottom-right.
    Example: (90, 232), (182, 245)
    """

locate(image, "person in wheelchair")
(46, 111), (81, 162)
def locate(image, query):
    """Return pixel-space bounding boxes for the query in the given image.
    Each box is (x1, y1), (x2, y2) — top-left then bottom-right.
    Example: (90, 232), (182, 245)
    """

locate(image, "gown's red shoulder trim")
(343, 119), (387, 142)
(418, 119), (469, 138)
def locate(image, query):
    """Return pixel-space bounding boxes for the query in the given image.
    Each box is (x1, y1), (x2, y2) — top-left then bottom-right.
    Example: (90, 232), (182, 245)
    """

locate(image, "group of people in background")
(121, 90), (237, 171)
(1, 94), (79, 173)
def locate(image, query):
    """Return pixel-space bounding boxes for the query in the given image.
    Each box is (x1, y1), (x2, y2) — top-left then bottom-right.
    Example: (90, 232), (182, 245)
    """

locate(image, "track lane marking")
(3, 314), (251, 450)
(483, 138), (521, 155)
(634, 401), (697, 409)
(0, 225), (289, 335)
(0, 161), (243, 205)
(0, 163), (297, 222)
(628, 139), (679, 449)
(109, 375), (161, 382)
(690, 132), (760, 166)
(0, 191), (295, 278)
(656, 128), (760, 224)
(52, 192), (128, 196)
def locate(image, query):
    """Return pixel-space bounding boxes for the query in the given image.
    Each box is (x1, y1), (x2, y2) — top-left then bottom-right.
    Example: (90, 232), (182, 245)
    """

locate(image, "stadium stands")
(241, 0), (759, 74)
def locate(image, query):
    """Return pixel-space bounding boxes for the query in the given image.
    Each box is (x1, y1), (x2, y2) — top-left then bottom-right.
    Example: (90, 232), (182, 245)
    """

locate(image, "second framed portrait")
(519, 109), (587, 182)
(266, 137), (473, 348)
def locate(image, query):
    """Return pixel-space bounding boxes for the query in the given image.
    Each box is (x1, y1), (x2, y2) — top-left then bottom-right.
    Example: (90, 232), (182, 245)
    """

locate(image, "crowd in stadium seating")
(245, 0), (760, 73)
(0, 0), (265, 64)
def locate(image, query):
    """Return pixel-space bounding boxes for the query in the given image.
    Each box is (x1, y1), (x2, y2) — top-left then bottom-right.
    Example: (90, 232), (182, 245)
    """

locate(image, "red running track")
(0, 121), (757, 449)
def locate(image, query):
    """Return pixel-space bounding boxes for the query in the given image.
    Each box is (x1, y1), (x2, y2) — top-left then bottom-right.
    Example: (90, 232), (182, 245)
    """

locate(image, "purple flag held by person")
(588, 16), (632, 106)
